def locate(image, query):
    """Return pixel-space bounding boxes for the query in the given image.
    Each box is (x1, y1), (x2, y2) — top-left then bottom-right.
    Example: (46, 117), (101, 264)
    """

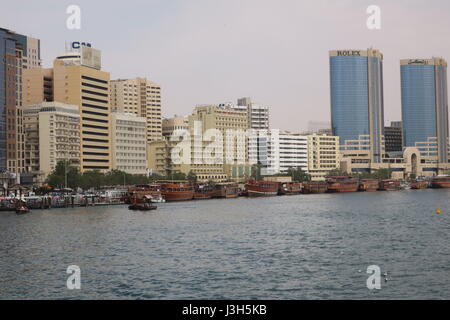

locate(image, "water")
(1, 189), (450, 300)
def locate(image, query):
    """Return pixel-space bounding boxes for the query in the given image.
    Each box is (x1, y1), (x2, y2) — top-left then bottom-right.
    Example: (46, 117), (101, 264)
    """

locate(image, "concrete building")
(50, 46), (112, 173)
(162, 116), (189, 137)
(149, 105), (252, 182)
(249, 131), (340, 180)
(330, 49), (385, 165)
(22, 102), (81, 182)
(110, 78), (162, 143)
(401, 58), (449, 166)
(307, 134), (340, 181)
(111, 112), (147, 175)
(0, 28), (41, 175)
(249, 130), (309, 175)
(232, 97), (270, 130)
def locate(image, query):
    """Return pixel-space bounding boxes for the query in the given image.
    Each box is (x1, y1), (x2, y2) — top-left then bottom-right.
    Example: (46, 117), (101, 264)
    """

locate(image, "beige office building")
(307, 134), (340, 181)
(50, 47), (112, 172)
(148, 105), (251, 181)
(22, 102), (81, 182)
(111, 112), (148, 175)
(110, 78), (163, 143)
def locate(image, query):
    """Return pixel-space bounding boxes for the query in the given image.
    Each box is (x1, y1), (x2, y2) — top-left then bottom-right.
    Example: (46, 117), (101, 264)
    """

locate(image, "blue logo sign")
(71, 42), (92, 49)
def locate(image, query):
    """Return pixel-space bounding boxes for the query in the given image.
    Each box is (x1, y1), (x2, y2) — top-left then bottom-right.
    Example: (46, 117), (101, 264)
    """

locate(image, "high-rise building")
(0, 27), (41, 174)
(22, 102), (81, 182)
(51, 46), (112, 172)
(330, 49), (385, 163)
(111, 112), (147, 175)
(401, 58), (449, 163)
(110, 78), (162, 143)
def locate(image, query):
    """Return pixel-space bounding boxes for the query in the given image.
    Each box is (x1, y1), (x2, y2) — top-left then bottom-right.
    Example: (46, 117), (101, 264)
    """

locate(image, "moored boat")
(160, 183), (194, 202)
(213, 183), (240, 199)
(359, 179), (379, 192)
(378, 179), (401, 191)
(127, 184), (165, 204)
(279, 182), (302, 195)
(245, 180), (279, 197)
(326, 176), (359, 193)
(410, 180), (428, 190)
(194, 184), (214, 200)
(431, 176), (450, 188)
(302, 181), (328, 194)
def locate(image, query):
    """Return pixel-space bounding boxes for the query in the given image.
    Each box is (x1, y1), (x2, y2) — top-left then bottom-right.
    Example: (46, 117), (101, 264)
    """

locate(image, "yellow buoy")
(437, 208), (441, 215)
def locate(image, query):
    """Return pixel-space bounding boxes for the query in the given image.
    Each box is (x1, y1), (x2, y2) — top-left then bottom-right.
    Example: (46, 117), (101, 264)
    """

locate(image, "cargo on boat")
(160, 183), (194, 202)
(358, 179), (379, 192)
(245, 180), (279, 197)
(431, 176), (450, 188)
(326, 176), (359, 193)
(213, 183), (240, 199)
(378, 179), (401, 191)
(279, 182), (302, 195)
(410, 180), (428, 190)
(194, 184), (214, 200)
(302, 181), (328, 194)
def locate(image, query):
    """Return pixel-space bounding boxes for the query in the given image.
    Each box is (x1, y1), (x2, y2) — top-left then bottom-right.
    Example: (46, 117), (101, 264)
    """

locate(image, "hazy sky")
(2, 0), (449, 131)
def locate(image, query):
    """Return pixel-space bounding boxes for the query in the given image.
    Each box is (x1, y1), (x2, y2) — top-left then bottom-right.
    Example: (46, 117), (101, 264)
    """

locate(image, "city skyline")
(2, 0), (450, 132)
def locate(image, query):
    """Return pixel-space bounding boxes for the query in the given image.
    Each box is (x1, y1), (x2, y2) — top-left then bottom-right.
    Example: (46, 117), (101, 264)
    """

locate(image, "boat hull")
(302, 182), (328, 194)
(245, 181), (279, 198)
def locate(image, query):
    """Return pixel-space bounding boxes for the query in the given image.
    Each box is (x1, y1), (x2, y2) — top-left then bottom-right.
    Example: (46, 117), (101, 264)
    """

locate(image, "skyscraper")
(0, 27), (41, 173)
(329, 49), (385, 163)
(401, 58), (449, 163)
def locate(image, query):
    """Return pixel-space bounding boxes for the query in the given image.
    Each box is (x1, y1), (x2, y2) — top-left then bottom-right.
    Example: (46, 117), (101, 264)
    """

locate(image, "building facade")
(110, 78), (162, 143)
(384, 124), (403, 154)
(249, 130), (309, 175)
(401, 58), (449, 164)
(307, 134), (340, 181)
(52, 46), (112, 172)
(330, 49), (385, 164)
(111, 112), (147, 175)
(0, 28), (41, 174)
(232, 97), (270, 130)
(22, 102), (81, 182)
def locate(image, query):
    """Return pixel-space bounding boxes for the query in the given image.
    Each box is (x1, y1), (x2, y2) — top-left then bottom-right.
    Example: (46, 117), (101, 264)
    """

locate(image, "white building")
(22, 102), (81, 182)
(111, 112), (148, 175)
(249, 130), (308, 175)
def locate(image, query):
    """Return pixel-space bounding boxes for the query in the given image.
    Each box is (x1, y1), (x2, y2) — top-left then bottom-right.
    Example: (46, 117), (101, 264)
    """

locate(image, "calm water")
(1, 189), (450, 300)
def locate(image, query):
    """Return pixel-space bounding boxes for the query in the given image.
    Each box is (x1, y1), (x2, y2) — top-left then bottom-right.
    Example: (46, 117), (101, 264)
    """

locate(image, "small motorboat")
(128, 203), (157, 211)
(16, 206), (30, 215)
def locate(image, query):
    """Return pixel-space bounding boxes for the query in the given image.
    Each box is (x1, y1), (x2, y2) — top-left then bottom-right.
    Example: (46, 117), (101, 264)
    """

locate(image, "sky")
(2, 0), (450, 132)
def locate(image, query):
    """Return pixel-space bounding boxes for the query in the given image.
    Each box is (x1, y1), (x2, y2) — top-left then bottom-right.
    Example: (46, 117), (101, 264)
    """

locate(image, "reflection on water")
(1, 189), (450, 299)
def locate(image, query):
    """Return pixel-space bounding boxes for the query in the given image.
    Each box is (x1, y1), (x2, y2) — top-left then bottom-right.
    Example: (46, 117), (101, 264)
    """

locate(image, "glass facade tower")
(330, 49), (385, 163)
(401, 58), (449, 163)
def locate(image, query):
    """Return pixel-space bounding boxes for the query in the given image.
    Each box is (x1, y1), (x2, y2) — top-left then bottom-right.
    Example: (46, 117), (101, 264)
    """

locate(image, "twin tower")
(330, 49), (448, 165)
